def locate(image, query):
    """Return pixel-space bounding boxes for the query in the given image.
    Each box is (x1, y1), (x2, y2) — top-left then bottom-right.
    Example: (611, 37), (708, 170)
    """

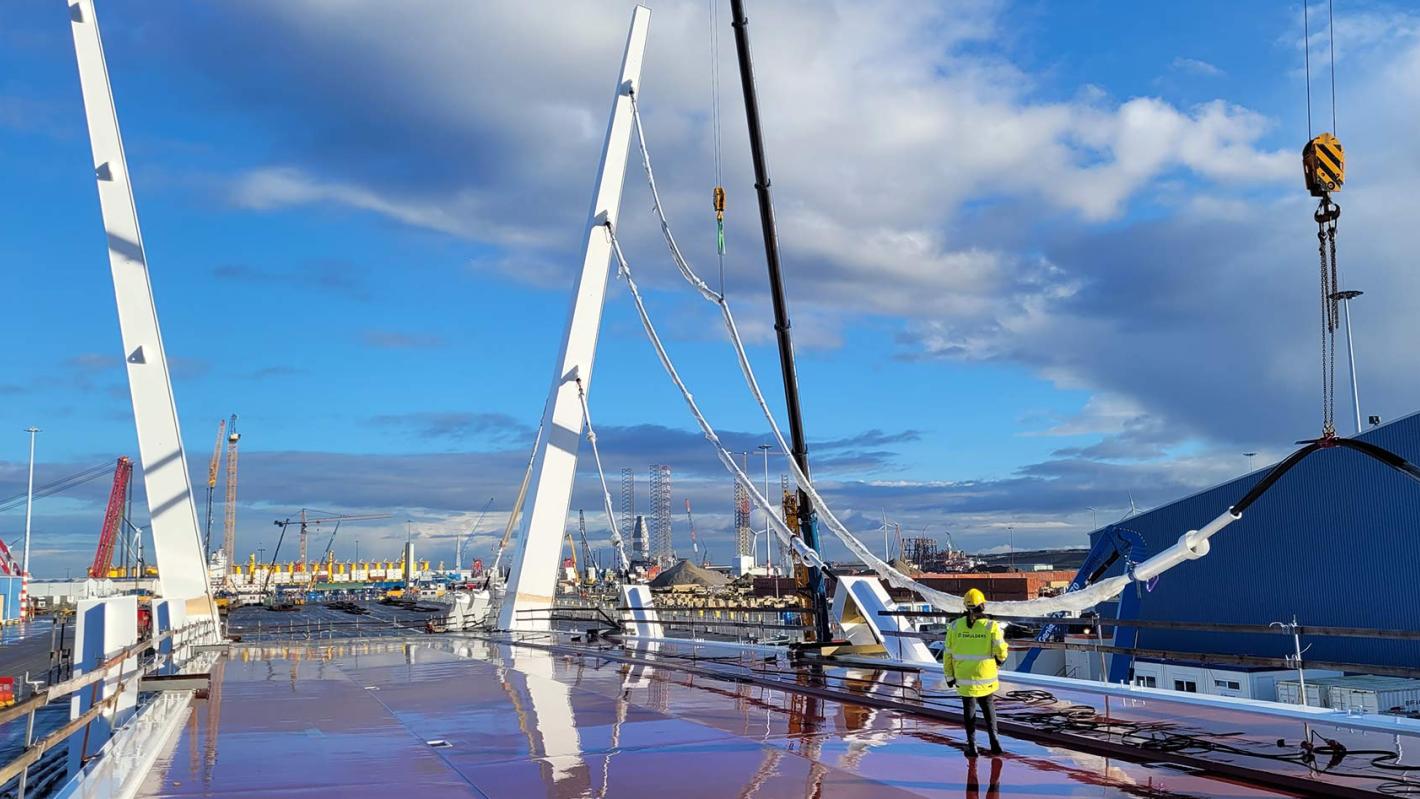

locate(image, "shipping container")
(1276, 676), (1353, 708)
(1325, 676), (1420, 716)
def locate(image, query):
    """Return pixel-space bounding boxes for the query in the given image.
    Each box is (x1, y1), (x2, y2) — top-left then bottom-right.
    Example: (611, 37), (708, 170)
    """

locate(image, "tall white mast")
(68, 0), (212, 610)
(499, 6), (651, 630)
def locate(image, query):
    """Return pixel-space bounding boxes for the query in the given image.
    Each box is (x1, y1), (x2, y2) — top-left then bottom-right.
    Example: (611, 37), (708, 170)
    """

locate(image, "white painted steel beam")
(832, 575), (937, 664)
(499, 6), (651, 630)
(68, 1), (212, 609)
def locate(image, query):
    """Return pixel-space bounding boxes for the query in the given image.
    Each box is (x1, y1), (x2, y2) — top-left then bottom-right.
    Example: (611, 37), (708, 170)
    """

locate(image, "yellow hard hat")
(963, 588), (986, 609)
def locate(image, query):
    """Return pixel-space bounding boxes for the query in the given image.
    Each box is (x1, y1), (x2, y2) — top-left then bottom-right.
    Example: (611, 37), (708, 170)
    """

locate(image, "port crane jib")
(88, 456), (133, 578)
(273, 509), (393, 568)
(205, 418), (225, 556)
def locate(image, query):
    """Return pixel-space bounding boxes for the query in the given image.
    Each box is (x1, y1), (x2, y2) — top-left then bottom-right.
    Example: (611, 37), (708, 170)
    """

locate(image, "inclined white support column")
(499, 6), (651, 631)
(68, 1), (212, 612)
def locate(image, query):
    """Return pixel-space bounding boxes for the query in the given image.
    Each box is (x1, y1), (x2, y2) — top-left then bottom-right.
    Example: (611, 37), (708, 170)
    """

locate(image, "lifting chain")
(1315, 197), (1341, 438)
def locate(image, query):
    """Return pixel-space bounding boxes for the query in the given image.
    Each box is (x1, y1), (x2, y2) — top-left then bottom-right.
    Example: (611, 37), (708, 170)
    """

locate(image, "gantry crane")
(222, 414), (240, 564)
(205, 418), (225, 556)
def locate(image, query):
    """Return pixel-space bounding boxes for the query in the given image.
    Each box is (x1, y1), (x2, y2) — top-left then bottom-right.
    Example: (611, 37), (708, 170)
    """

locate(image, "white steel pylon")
(69, 1), (213, 613)
(498, 6), (651, 630)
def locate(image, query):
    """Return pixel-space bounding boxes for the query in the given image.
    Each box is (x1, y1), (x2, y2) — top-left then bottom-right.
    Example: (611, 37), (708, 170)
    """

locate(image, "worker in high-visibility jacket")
(944, 588), (1007, 757)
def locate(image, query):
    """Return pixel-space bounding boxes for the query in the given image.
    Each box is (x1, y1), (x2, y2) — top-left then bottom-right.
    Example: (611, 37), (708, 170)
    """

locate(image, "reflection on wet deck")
(141, 636), (1303, 798)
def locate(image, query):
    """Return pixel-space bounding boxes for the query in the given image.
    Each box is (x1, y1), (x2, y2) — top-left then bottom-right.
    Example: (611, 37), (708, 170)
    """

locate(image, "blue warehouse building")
(1087, 411), (1420, 672)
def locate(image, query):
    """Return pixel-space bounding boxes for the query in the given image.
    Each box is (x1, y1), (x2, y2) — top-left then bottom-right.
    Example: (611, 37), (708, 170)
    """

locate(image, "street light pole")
(1243, 452), (1257, 473)
(22, 427), (39, 577)
(758, 444), (772, 575)
(1331, 290), (1364, 435)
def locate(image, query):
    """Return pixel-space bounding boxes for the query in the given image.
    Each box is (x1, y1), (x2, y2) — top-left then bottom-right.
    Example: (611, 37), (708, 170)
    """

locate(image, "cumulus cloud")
(24, 2), (1420, 570)
(1170, 57), (1224, 77)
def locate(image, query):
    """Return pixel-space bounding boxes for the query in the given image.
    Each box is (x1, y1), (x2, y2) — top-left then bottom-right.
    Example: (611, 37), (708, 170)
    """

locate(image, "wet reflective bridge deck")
(131, 633), (1371, 798)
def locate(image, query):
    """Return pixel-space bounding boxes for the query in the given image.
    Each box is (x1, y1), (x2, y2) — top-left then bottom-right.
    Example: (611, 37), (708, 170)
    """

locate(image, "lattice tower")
(649, 464), (672, 564)
(619, 467), (636, 543)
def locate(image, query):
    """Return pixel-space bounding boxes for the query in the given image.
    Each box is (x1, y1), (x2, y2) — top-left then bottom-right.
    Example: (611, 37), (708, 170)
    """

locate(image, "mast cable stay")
(574, 376), (631, 572)
(488, 419), (543, 585)
(604, 222), (828, 574)
(614, 93), (1420, 616)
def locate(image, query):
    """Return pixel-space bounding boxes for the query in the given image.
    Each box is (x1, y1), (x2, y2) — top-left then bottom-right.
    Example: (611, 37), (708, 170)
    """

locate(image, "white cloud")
(197, 0), (1290, 319)
(91, 1), (1420, 557)
(1170, 57), (1225, 77)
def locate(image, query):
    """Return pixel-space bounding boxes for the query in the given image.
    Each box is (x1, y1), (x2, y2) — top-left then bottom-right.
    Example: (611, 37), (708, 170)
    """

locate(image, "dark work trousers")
(961, 694), (999, 744)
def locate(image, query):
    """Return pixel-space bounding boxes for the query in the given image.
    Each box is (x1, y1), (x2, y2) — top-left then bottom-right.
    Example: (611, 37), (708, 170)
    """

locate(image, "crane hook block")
(1303, 133), (1344, 197)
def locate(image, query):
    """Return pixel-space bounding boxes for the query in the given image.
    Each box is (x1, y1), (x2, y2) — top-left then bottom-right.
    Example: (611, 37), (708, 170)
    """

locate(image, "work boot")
(988, 738), (1004, 756)
(963, 740), (979, 758)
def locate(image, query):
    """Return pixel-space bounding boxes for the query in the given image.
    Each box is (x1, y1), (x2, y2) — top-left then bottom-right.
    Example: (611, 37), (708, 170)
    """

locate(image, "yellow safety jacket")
(944, 616), (1008, 697)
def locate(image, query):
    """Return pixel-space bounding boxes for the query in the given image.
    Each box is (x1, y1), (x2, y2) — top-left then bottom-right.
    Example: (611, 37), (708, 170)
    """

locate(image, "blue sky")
(4, 1), (1419, 578)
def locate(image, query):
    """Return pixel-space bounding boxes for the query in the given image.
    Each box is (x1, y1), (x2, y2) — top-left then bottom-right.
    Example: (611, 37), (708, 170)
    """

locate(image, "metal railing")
(0, 619), (214, 799)
(878, 610), (1420, 680)
(535, 603), (810, 644)
(881, 610), (1420, 641)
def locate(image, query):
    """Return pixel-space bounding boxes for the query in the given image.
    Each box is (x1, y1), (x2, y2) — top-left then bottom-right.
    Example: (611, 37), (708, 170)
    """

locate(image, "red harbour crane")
(88, 456), (133, 578)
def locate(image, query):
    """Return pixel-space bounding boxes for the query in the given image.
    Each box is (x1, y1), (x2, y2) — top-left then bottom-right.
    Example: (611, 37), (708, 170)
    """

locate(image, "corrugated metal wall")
(0, 577), (21, 622)
(1091, 412), (1420, 669)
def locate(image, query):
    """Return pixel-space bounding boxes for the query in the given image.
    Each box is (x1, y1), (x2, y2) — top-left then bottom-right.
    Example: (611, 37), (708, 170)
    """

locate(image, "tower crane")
(263, 511), (391, 598)
(222, 414), (240, 564)
(273, 510), (393, 569)
(577, 510), (595, 576)
(303, 521), (342, 594)
(205, 418), (225, 556)
(684, 499), (706, 566)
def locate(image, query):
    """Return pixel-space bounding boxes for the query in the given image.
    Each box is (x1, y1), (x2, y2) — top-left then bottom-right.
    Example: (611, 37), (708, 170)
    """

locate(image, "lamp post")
(22, 427), (39, 577)
(1329, 290), (1364, 435)
(1243, 452), (1257, 473)
(758, 444), (772, 575)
